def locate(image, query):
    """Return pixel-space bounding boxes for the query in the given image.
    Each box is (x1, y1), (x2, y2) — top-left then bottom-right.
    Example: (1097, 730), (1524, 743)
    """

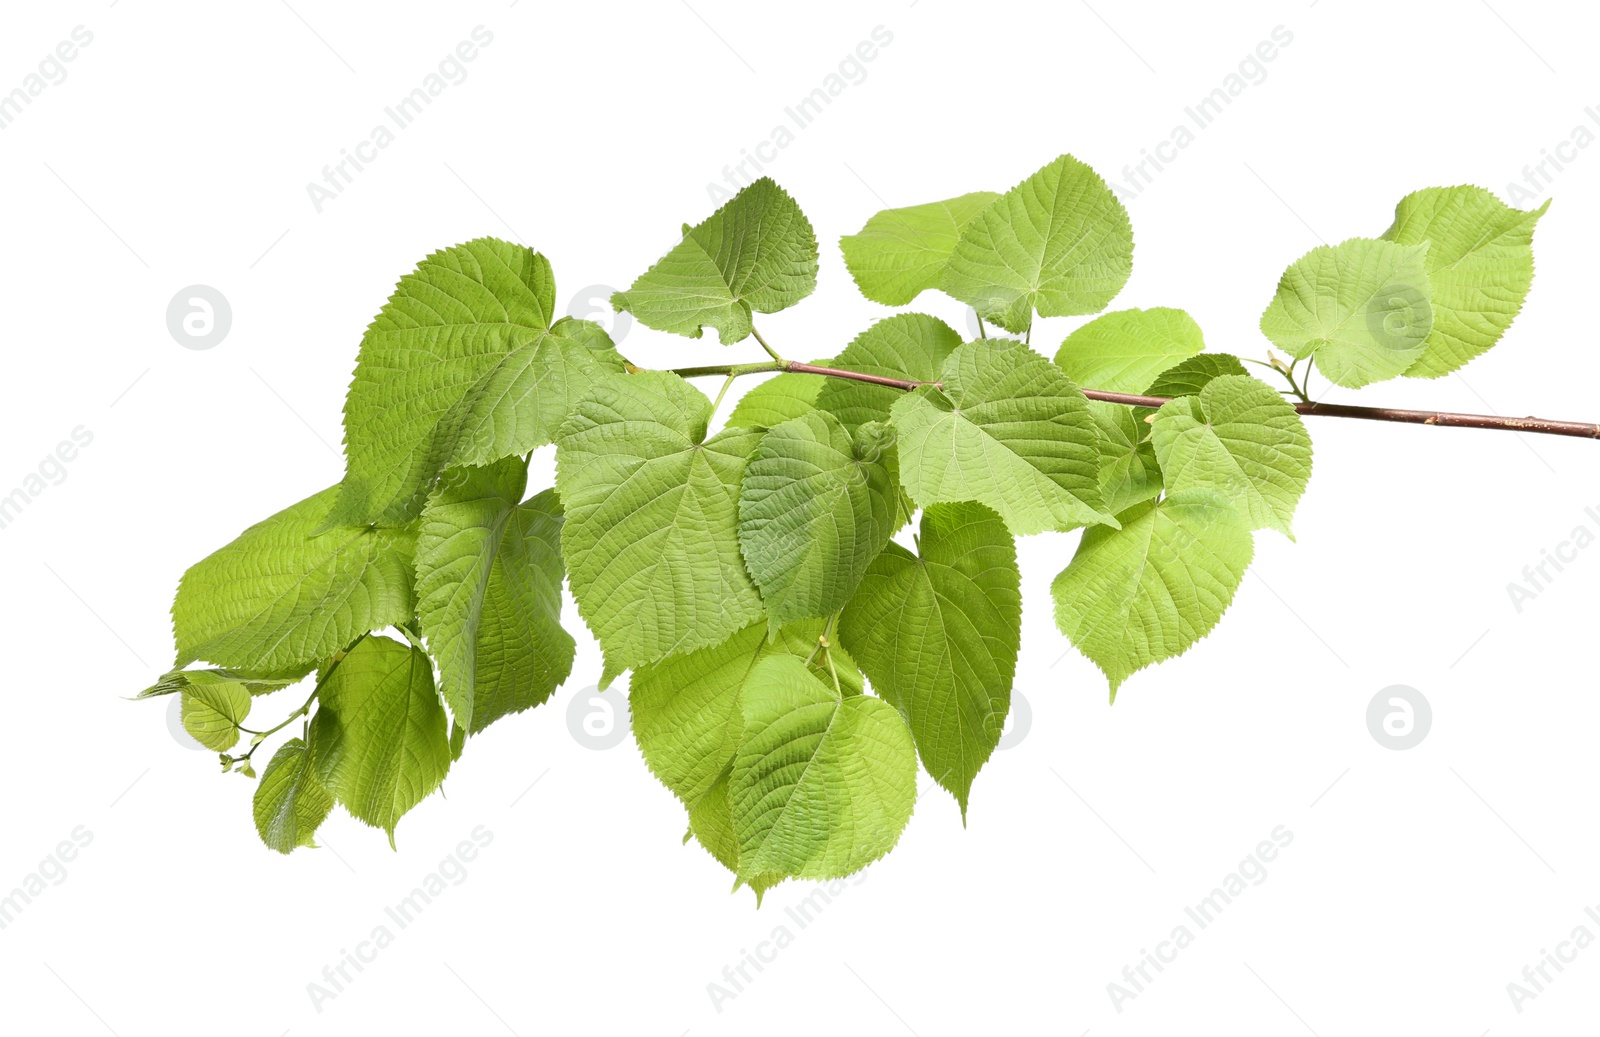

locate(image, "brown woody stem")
(669, 361), (1600, 441)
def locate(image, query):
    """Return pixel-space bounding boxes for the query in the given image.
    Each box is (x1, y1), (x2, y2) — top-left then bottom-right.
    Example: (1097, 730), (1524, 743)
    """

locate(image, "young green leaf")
(1052, 493), (1254, 697)
(814, 313), (962, 431)
(1054, 307), (1206, 394)
(611, 178), (818, 344)
(840, 502), (1020, 815)
(181, 679), (252, 752)
(253, 737), (335, 854)
(330, 238), (626, 525)
(725, 372), (823, 429)
(633, 617), (863, 896)
(415, 459), (575, 734)
(630, 619), (864, 810)
(135, 668), (300, 700)
(1144, 353), (1250, 399)
(1381, 186), (1548, 378)
(1149, 375), (1313, 537)
(940, 154), (1134, 332)
(729, 655), (916, 882)
(466, 489), (575, 733)
(891, 340), (1114, 535)
(738, 410), (898, 633)
(308, 636), (452, 846)
(172, 485), (416, 676)
(685, 772), (786, 900)
(1090, 402), (1163, 515)
(839, 192), (1000, 305)
(1259, 237), (1434, 388)
(556, 372), (764, 683)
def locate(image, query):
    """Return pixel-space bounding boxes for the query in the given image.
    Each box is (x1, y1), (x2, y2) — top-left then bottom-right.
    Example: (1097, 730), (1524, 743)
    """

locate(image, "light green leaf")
(840, 503), (1020, 814)
(1144, 353), (1249, 399)
(437, 316), (626, 471)
(172, 486), (417, 676)
(330, 238), (625, 525)
(729, 655), (916, 882)
(1052, 493), (1254, 697)
(556, 372), (765, 681)
(1149, 375), (1313, 537)
(738, 410), (897, 633)
(1259, 237), (1434, 388)
(253, 737), (334, 854)
(940, 155), (1134, 332)
(633, 617), (861, 896)
(684, 772), (786, 900)
(839, 192), (1000, 305)
(1055, 307), (1205, 394)
(181, 679), (252, 752)
(1090, 402), (1163, 515)
(611, 178), (818, 344)
(136, 668), (299, 700)
(815, 314), (961, 431)
(416, 459), (524, 730)
(630, 619), (863, 810)
(308, 636), (451, 846)
(416, 459), (575, 734)
(890, 340), (1114, 535)
(468, 488), (575, 733)
(1381, 186), (1548, 378)
(725, 373), (823, 429)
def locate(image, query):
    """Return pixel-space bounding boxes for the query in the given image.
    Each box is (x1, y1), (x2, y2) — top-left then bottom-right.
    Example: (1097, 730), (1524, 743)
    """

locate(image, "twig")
(668, 361), (1600, 441)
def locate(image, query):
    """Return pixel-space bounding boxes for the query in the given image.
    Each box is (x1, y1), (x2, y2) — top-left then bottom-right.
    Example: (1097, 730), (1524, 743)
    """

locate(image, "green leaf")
(181, 679), (252, 752)
(630, 618), (863, 810)
(684, 772), (786, 899)
(890, 340), (1114, 535)
(172, 486), (417, 676)
(725, 373), (823, 429)
(1054, 307), (1205, 394)
(415, 459), (575, 734)
(308, 636), (452, 846)
(1149, 375), (1313, 537)
(1090, 402), (1163, 515)
(1381, 186), (1548, 378)
(815, 314), (962, 432)
(253, 737), (334, 854)
(940, 155), (1134, 332)
(632, 616), (862, 896)
(840, 503), (1020, 814)
(686, 770), (741, 873)
(330, 238), (626, 525)
(729, 655), (916, 882)
(1144, 353), (1249, 399)
(839, 192), (1000, 305)
(556, 372), (765, 681)
(1258, 237), (1434, 388)
(1052, 493), (1254, 697)
(468, 488), (575, 733)
(738, 410), (898, 633)
(611, 178), (818, 344)
(136, 667), (299, 700)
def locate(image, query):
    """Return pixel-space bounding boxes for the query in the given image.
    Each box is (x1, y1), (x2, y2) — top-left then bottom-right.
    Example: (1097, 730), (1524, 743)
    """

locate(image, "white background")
(1, 1), (1597, 1033)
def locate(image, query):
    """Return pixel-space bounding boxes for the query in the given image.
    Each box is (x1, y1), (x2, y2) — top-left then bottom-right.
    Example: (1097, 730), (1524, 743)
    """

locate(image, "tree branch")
(668, 361), (1599, 440)
(1074, 389), (1600, 440)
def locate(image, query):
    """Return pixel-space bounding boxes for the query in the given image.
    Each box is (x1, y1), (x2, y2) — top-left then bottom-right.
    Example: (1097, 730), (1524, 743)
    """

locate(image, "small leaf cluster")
(135, 153), (1546, 895)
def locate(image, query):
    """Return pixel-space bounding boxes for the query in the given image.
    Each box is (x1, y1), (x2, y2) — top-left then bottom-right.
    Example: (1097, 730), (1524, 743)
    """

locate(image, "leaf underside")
(612, 178), (818, 344)
(940, 154), (1134, 332)
(892, 340), (1115, 535)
